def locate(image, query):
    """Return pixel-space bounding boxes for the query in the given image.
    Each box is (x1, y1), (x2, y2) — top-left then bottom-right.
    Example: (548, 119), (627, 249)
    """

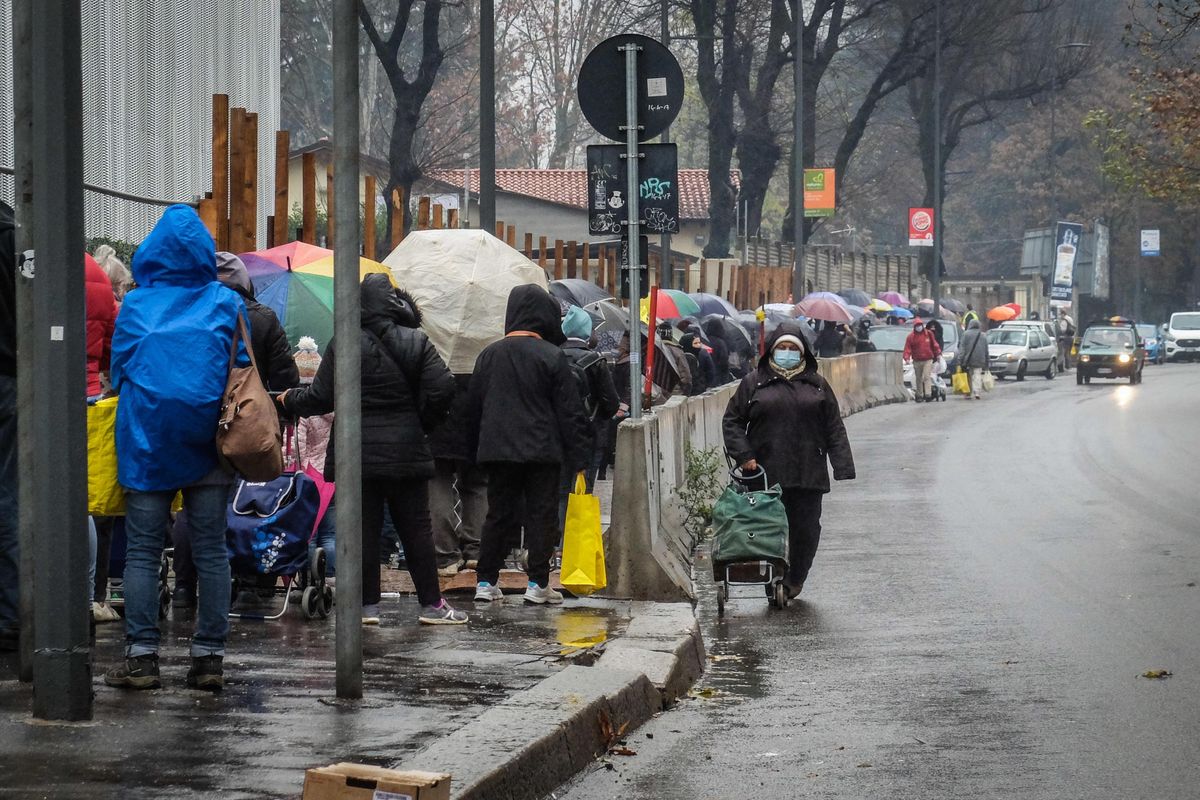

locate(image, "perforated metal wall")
(1, 0), (280, 246)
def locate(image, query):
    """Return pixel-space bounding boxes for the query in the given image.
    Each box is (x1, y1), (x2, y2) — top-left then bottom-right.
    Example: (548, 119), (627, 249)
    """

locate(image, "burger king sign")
(908, 207), (934, 247)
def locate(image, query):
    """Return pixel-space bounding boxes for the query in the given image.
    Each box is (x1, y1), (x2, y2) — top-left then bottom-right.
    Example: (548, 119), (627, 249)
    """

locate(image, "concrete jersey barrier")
(604, 350), (907, 601)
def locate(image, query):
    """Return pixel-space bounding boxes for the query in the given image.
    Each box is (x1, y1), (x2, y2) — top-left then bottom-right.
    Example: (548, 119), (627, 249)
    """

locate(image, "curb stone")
(397, 602), (705, 800)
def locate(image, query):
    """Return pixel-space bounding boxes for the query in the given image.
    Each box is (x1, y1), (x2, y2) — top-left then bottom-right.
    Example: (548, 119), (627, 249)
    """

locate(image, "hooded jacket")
(283, 274), (455, 481)
(85, 254), (118, 396)
(0, 202), (14, 377)
(956, 319), (989, 368)
(722, 322), (855, 492)
(110, 204), (248, 491)
(466, 284), (591, 469)
(216, 252), (299, 392)
(902, 325), (941, 362)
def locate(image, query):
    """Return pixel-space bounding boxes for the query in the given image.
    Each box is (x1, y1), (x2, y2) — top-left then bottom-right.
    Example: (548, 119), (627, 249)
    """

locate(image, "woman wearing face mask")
(902, 319), (942, 402)
(722, 321), (856, 598)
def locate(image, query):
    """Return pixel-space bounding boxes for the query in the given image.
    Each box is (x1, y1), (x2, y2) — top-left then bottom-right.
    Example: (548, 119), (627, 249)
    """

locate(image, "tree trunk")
(734, 118), (780, 238)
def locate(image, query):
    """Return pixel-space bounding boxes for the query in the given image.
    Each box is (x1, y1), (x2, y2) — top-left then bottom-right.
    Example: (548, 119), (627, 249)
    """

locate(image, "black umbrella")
(701, 314), (754, 357)
(550, 278), (613, 308)
(836, 288), (872, 307)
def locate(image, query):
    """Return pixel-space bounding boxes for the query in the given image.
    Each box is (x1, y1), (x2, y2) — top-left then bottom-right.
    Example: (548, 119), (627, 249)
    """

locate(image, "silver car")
(986, 327), (1059, 380)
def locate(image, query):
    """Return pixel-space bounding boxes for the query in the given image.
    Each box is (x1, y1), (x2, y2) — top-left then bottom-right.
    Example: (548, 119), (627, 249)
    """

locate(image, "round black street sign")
(577, 33), (684, 143)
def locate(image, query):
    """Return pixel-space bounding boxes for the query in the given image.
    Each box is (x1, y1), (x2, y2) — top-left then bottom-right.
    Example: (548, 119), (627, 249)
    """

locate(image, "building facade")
(0, 0), (280, 246)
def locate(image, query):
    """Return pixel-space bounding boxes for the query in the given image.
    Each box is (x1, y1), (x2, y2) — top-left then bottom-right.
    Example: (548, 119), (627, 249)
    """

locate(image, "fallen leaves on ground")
(690, 686), (727, 700)
(608, 746), (638, 757)
(1141, 669), (1173, 679)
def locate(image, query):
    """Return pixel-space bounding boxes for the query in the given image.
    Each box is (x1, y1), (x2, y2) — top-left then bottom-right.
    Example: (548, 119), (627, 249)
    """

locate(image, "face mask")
(914, 325), (925, 333)
(772, 349), (802, 369)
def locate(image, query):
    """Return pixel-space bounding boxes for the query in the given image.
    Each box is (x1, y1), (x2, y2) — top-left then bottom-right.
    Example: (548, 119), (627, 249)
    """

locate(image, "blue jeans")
(0, 375), (17, 636)
(124, 485), (230, 658)
(309, 504), (336, 576)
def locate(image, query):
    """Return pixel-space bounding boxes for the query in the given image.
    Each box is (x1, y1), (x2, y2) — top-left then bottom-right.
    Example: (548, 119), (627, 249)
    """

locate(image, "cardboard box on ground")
(303, 763), (451, 800)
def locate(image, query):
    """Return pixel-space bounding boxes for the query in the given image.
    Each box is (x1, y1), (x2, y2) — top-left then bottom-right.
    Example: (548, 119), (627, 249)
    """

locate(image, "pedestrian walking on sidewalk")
(280, 275), (467, 627)
(722, 322), (856, 599)
(903, 320), (942, 402)
(428, 374), (489, 577)
(956, 319), (989, 399)
(468, 285), (591, 606)
(104, 204), (250, 692)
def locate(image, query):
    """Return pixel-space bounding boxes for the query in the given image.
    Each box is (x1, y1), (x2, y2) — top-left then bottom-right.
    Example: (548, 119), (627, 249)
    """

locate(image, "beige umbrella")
(383, 229), (548, 374)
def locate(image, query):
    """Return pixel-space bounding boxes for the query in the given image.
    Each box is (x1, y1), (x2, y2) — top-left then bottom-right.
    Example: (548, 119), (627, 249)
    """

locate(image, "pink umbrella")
(876, 291), (910, 307)
(795, 296), (856, 323)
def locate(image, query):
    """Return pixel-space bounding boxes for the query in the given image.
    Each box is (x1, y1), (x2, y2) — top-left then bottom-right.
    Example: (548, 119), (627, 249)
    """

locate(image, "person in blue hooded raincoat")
(104, 204), (248, 693)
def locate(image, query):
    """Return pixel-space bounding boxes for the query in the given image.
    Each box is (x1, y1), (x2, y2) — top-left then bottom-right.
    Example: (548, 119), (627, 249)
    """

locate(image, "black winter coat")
(0, 202), (14, 377)
(723, 322), (855, 493)
(466, 285), (591, 470)
(216, 253), (299, 392)
(283, 274), (455, 481)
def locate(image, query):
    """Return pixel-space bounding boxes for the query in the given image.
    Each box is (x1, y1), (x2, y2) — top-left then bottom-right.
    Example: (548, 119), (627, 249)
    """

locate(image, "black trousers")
(781, 488), (823, 586)
(93, 516), (115, 602)
(477, 462), (560, 588)
(362, 477), (441, 608)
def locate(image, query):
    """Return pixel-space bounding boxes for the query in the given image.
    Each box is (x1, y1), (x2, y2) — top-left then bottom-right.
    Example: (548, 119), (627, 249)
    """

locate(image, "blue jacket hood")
(132, 204), (216, 288)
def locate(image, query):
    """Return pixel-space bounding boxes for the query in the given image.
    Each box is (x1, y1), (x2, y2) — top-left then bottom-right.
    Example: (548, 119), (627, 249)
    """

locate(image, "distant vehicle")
(987, 326), (1058, 380)
(999, 319), (1061, 370)
(1076, 321), (1145, 384)
(867, 326), (910, 354)
(1136, 323), (1164, 365)
(1164, 312), (1200, 362)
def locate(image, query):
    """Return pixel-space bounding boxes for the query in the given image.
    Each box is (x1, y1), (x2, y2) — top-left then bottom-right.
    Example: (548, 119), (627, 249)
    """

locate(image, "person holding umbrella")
(722, 322), (855, 599)
(903, 318), (942, 402)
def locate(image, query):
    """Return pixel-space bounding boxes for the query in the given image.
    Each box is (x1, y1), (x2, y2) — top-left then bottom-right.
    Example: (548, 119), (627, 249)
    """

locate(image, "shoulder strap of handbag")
(227, 312), (260, 374)
(962, 329), (981, 365)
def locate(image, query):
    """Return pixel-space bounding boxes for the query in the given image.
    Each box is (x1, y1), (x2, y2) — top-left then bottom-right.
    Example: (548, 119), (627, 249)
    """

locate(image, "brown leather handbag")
(216, 313), (284, 481)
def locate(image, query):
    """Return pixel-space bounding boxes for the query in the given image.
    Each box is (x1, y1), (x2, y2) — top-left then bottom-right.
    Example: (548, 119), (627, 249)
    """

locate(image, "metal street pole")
(932, 0), (942, 318)
(1048, 42), (1089, 312)
(30, 0), (90, 721)
(479, 0), (496, 233)
(332, 0), (363, 699)
(791, 1), (805, 301)
(659, 0), (672, 291)
(12, 0), (36, 685)
(623, 42), (643, 420)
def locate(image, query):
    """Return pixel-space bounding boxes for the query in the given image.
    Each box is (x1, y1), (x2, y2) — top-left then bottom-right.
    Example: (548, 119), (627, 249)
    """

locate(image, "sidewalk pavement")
(1, 573), (701, 799)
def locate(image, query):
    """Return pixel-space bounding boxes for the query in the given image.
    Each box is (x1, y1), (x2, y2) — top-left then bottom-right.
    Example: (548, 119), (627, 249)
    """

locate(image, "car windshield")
(942, 325), (959, 346)
(1171, 313), (1200, 330)
(1081, 328), (1133, 348)
(1136, 324), (1157, 339)
(987, 329), (1027, 347)
(868, 327), (910, 352)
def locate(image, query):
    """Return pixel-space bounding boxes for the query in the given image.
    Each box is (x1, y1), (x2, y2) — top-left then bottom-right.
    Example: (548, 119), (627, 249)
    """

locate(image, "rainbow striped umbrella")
(240, 241), (393, 351)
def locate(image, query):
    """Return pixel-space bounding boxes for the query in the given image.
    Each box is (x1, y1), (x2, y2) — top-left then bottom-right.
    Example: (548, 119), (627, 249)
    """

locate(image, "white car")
(1164, 312), (1200, 362)
(986, 327), (1058, 380)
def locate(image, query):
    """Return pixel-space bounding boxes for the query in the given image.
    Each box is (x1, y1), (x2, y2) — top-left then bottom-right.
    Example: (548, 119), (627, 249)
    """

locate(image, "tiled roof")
(425, 168), (740, 221)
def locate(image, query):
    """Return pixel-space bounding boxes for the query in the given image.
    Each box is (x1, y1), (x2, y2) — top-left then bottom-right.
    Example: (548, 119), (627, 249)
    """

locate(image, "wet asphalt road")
(558, 363), (1200, 800)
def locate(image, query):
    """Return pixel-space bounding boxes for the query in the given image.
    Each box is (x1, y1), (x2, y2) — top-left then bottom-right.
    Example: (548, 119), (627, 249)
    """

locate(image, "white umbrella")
(384, 230), (548, 373)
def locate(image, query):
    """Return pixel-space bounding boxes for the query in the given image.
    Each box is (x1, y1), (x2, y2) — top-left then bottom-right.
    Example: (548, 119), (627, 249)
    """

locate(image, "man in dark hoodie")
(467, 285), (591, 605)
(0, 202), (17, 650)
(722, 321), (856, 599)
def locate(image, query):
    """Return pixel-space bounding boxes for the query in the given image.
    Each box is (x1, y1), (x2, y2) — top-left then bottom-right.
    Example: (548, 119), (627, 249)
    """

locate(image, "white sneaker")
(524, 582), (563, 605)
(474, 582), (504, 603)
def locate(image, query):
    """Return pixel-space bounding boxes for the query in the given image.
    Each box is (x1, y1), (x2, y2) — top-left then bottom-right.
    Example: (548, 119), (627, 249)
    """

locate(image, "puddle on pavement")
(555, 607), (611, 653)
(689, 546), (771, 703)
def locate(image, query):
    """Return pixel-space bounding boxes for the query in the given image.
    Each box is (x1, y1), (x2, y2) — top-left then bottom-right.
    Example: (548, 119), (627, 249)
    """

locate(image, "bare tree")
(906, 0), (1096, 277)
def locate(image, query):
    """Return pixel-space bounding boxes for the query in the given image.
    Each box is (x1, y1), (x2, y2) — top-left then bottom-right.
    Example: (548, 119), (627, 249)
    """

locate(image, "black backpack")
(566, 348), (602, 421)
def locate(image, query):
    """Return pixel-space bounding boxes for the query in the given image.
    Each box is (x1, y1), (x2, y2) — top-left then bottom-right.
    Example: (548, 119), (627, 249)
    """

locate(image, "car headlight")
(1118, 353), (1132, 363)
(1005, 353), (1015, 361)
(1166, 333), (1177, 341)
(1080, 355), (1090, 362)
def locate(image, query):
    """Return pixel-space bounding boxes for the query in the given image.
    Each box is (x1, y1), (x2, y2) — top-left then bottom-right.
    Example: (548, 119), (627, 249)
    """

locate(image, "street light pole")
(1048, 42), (1089, 310)
(479, 0), (496, 233)
(659, 0), (672, 290)
(932, 0), (942, 318)
(791, 1), (805, 301)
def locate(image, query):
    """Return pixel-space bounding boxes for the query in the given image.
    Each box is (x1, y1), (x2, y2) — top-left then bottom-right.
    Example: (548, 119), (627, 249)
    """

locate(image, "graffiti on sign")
(586, 143), (679, 236)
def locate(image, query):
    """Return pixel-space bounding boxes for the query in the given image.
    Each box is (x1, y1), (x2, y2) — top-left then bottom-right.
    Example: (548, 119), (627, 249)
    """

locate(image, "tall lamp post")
(1048, 41), (1090, 315)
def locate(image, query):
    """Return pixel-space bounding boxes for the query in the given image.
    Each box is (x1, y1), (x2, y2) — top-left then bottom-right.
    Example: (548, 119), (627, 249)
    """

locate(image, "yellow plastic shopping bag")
(951, 367), (970, 395)
(88, 397), (182, 515)
(88, 397), (126, 516)
(560, 473), (606, 596)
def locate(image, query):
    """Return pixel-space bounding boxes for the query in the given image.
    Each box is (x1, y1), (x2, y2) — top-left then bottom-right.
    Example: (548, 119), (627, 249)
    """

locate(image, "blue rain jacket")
(110, 205), (248, 491)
